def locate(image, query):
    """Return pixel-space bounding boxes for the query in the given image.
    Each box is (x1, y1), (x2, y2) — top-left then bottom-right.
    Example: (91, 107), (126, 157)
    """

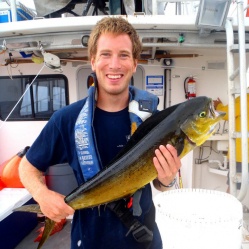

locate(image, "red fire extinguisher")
(184, 76), (196, 99)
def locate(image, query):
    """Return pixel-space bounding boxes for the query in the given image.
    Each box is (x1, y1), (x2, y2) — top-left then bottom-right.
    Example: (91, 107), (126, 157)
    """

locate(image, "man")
(19, 17), (182, 249)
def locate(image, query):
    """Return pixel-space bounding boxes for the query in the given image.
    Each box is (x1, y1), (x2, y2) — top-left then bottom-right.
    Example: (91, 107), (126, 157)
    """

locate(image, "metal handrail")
(226, 1), (248, 201)
(150, 0), (199, 15)
(226, 19), (237, 197)
(236, 0), (248, 201)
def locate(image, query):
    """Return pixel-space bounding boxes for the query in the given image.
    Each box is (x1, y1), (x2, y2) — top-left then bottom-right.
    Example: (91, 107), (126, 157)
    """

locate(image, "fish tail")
(13, 204), (56, 248)
(37, 217), (56, 249)
(13, 204), (43, 214)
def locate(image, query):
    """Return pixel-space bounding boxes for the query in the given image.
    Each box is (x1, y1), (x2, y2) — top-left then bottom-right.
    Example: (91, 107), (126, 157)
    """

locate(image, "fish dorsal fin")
(109, 103), (180, 163)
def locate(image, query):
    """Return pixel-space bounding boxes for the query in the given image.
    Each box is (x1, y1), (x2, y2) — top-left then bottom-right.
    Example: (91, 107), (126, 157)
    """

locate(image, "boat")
(0, 0), (249, 248)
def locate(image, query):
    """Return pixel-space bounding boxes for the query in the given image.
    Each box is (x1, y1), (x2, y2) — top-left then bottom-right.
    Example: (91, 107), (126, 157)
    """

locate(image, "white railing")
(226, 0), (249, 201)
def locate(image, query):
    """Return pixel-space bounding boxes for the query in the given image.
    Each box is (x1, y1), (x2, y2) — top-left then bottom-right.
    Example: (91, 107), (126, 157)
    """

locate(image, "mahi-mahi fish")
(14, 96), (225, 249)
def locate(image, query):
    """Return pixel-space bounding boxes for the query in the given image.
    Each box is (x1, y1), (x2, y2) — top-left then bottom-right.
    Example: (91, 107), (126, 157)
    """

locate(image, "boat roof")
(0, 1), (248, 65)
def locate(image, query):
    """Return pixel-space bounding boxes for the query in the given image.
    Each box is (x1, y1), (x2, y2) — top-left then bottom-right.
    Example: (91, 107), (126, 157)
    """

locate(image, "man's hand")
(35, 188), (75, 223)
(153, 144), (181, 190)
(19, 156), (74, 222)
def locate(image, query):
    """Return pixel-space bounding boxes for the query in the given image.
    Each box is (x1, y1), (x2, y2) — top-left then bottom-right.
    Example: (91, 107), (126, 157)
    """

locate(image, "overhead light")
(196, 0), (231, 29)
(81, 35), (89, 47)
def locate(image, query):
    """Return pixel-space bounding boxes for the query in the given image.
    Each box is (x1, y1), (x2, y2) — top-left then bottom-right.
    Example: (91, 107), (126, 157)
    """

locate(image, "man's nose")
(109, 55), (121, 69)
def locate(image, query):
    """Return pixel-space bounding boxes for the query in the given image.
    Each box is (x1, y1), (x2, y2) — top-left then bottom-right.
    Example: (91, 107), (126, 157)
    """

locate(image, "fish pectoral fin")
(175, 142), (185, 156)
(37, 217), (56, 249)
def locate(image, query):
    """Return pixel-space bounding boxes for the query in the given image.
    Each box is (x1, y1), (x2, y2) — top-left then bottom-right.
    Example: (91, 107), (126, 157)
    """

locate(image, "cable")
(0, 64), (45, 129)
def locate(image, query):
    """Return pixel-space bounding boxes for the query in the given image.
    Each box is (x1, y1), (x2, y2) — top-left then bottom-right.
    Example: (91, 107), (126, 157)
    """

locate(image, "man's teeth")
(108, 75), (121, 79)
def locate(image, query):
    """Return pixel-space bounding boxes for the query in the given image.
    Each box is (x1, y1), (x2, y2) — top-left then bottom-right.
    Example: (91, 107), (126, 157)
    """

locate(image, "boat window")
(0, 75), (68, 121)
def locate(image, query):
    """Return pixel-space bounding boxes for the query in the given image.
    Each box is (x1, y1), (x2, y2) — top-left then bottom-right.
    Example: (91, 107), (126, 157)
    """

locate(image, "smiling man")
(19, 17), (182, 249)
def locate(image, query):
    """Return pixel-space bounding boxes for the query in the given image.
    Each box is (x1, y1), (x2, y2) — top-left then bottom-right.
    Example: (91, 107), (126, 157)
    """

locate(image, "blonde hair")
(88, 17), (142, 60)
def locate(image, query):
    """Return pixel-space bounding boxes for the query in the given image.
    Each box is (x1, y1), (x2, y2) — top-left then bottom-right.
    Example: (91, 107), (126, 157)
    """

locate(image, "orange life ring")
(0, 146), (30, 188)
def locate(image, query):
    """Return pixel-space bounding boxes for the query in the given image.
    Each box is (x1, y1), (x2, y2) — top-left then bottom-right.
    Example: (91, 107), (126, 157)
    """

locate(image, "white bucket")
(154, 189), (243, 249)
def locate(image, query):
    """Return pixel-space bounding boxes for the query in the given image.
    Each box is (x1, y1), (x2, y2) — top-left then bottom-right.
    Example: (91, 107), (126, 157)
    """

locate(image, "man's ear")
(133, 59), (138, 73)
(91, 57), (96, 71)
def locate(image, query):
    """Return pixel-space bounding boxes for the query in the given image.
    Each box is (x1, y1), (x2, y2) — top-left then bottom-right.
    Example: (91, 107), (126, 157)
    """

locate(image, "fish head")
(180, 97), (226, 147)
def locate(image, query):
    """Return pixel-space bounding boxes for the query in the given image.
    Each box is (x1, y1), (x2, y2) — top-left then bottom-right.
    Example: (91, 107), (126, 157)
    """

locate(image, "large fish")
(14, 96), (225, 249)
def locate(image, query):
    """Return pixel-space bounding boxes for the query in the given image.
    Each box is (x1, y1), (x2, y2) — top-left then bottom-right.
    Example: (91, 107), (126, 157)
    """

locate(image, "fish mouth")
(186, 134), (196, 146)
(209, 98), (225, 118)
(209, 100), (217, 118)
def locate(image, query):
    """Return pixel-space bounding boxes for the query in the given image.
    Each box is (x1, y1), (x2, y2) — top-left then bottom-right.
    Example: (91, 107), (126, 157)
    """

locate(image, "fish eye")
(199, 111), (206, 118)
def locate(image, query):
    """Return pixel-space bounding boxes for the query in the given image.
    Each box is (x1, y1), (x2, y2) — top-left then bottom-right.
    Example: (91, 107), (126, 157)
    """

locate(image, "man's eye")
(101, 53), (110, 57)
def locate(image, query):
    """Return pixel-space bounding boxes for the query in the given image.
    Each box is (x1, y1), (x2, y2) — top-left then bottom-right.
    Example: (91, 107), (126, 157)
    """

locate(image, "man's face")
(91, 32), (137, 96)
